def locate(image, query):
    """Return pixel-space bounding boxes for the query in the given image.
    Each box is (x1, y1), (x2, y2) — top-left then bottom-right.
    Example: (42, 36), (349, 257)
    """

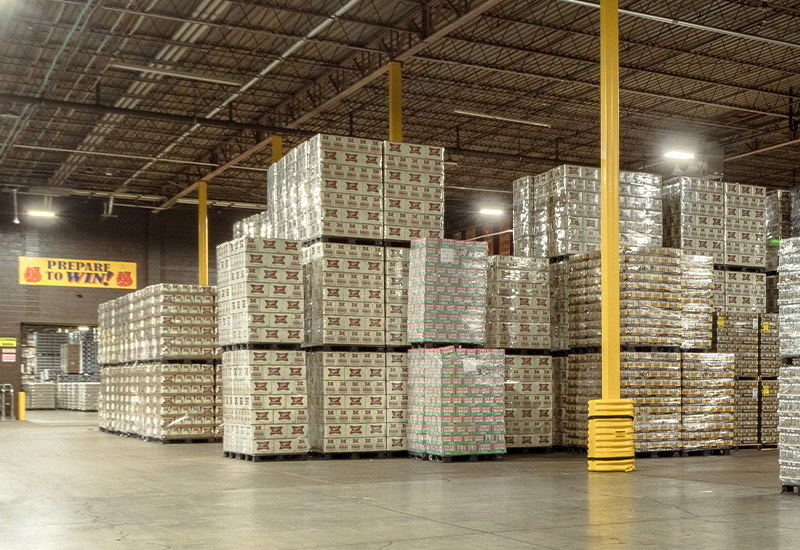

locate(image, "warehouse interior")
(2, 0), (800, 548)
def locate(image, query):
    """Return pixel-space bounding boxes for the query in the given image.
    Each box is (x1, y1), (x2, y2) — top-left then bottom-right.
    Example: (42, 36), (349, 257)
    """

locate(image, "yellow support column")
(271, 135), (283, 164)
(18, 391), (25, 421)
(388, 61), (402, 142)
(198, 180), (208, 286)
(588, 0), (634, 473)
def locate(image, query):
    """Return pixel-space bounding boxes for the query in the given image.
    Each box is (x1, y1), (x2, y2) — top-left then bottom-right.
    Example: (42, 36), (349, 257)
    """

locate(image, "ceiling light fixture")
(480, 208), (504, 216)
(28, 210), (56, 218)
(664, 151), (695, 160)
(454, 109), (552, 128)
(108, 63), (243, 87)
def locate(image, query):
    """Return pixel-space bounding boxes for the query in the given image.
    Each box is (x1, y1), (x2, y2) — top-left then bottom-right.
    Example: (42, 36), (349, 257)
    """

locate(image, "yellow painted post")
(18, 391), (25, 421)
(388, 61), (402, 142)
(588, 0), (634, 473)
(198, 180), (208, 286)
(600, 0), (620, 401)
(271, 135), (283, 164)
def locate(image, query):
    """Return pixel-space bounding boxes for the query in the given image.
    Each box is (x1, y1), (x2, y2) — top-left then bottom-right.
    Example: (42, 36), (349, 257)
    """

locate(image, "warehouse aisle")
(0, 416), (797, 550)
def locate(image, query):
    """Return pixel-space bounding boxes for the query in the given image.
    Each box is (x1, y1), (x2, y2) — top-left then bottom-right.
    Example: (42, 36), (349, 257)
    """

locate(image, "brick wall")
(0, 197), (248, 399)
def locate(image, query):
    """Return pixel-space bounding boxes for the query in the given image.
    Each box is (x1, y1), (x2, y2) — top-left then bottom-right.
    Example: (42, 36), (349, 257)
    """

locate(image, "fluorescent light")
(480, 208), (503, 216)
(108, 63), (242, 87)
(28, 210), (56, 218)
(454, 109), (551, 128)
(664, 151), (695, 160)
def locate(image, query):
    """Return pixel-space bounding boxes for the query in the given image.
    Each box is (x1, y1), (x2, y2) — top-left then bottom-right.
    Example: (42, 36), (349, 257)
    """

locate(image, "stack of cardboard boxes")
(217, 238), (304, 346)
(778, 238), (800, 486)
(486, 256), (550, 350)
(99, 364), (217, 440)
(408, 347), (506, 457)
(22, 382), (56, 410)
(307, 350), (387, 453)
(98, 284), (218, 364)
(382, 142), (445, 242)
(303, 243), (386, 347)
(681, 353), (735, 451)
(734, 379), (759, 446)
(216, 237), (308, 457)
(503, 355), (553, 448)
(385, 247), (409, 347)
(512, 167), (662, 259)
(97, 285), (220, 443)
(407, 238), (507, 457)
(408, 239), (487, 344)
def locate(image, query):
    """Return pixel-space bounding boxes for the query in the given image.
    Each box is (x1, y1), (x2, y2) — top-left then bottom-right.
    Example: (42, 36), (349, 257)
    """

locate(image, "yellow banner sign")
(0, 338), (16, 347)
(19, 257), (137, 289)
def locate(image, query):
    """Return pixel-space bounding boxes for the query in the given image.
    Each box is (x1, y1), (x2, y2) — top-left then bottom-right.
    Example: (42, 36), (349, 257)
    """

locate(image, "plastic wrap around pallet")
(622, 352), (682, 452)
(408, 238), (488, 345)
(216, 237), (304, 346)
(260, 135), (445, 242)
(22, 382), (56, 410)
(486, 256), (550, 350)
(734, 379), (759, 446)
(664, 178), (766, 269)
(512, 166), (662, 259)
(408, 346), (506, 457)
(779, 360), (800, 485)
(767, 190), (791, 272)
(680, 254), (714, 350)
(568, 247), (682, 348)
(57, 382), (100, 412)
(779, 238), (800, 358)
(681, 353), (735, 451)
(222, 349), (309, 456)
(98, 284), (218, 364)
(717, 313), (759, 378)
(503, 355), (553, 448)
(98, 363), (220, 440)
(302, 242), (386, 347)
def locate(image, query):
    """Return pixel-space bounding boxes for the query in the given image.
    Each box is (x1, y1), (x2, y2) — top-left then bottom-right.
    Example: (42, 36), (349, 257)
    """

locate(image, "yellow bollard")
(588, 398), (634, 472)
(18, 391), (25, 421)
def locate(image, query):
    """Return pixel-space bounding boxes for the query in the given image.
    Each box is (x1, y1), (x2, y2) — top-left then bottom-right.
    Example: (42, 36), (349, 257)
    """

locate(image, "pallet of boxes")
(777, 237), (800, 493)
(97, 284), (221, 443)
(407, 238), (507, 462)
(217, 237), (309, 460)
(512, 167), (735, 457)
(257, 134), (446, 458)
(664, 177), (774, 455)
(486, 256), (553, 452)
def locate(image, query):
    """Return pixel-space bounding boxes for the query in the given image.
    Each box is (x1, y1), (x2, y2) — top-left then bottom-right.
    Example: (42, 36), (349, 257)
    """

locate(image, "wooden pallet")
(409, 451), (504, 463)
(222, 451), (308, 462)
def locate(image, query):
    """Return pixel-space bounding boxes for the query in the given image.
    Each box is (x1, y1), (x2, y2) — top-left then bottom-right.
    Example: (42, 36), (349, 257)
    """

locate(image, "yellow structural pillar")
(271, 135), (283, 163)
(18, 391), (25, 421)
(198, 180), (208, 286)
(388, 61), (402, 142)
(588, 0), (634, 473)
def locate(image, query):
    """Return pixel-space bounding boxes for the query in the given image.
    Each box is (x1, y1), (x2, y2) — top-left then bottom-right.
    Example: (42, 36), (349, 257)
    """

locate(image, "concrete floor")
(1, 411), (798, 550)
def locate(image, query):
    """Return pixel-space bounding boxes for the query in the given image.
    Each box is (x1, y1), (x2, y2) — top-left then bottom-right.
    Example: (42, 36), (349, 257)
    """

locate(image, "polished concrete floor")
(2, 411), (798, 550)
